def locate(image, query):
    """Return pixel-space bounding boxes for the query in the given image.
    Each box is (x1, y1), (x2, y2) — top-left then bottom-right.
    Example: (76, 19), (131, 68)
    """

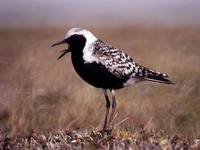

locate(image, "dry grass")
(1, 128), (198, 149)
(0, 25), (199, 141)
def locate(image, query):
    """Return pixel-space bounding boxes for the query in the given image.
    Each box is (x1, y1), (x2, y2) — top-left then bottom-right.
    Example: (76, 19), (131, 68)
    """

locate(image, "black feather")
(142, 68), (174, 84)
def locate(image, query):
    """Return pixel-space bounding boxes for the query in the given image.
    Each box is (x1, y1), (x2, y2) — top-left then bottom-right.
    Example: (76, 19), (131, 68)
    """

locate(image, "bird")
(51, 28), (173, 131)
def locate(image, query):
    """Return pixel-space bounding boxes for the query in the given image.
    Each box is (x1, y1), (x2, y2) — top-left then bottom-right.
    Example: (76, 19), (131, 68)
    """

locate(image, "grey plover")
(51, 28), (173, 130)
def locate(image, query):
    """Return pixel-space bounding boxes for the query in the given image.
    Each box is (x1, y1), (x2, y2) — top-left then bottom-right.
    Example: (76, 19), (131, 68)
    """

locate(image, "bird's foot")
(99, 127), (112, 135)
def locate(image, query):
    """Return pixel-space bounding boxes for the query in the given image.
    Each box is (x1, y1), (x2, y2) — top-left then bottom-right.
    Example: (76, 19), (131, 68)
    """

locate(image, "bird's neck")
(69, 39), (85, 55)
(70, 45), (85, 64)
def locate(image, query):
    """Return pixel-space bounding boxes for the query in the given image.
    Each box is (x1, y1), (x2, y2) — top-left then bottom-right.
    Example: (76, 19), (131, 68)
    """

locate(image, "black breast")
(71, 55), (126, 89)
(69, 35), (127, 89)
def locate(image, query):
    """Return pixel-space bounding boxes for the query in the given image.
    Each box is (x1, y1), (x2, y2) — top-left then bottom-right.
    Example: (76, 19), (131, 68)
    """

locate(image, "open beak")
(57, 49), (70, 59)
(51, 39), (66, 47)
(51, 39), (71, 59)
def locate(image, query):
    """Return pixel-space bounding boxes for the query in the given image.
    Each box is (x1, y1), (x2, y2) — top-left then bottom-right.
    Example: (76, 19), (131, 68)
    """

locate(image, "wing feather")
(93, 40), (136, 79)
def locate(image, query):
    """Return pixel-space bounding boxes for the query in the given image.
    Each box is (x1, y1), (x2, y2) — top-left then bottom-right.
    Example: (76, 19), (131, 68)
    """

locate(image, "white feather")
(65, 28), (98, 63)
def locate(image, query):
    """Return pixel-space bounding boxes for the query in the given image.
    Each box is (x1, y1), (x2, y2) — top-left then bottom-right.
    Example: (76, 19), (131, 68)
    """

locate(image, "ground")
(1, 128), (199, 149)
(0, 25), (200, 149)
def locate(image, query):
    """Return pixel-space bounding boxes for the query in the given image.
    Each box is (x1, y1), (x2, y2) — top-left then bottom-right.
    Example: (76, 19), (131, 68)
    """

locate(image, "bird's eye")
(73, 34), (80, 37)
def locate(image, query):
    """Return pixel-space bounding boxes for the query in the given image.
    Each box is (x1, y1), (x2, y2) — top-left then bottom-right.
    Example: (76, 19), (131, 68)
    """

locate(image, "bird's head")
(51, 28), (97, 59)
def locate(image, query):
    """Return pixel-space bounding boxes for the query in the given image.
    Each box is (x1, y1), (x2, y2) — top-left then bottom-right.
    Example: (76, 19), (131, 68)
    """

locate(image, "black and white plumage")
(51, 28), (173, 130)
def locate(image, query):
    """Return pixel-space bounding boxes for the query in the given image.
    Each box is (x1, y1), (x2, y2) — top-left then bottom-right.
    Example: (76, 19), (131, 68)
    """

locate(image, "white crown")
(65, 28), (97, 43)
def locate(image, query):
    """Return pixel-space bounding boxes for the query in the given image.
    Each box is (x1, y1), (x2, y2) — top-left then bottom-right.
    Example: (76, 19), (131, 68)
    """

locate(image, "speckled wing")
(92, 40), (173, 84)
(93, 40), (136, 79)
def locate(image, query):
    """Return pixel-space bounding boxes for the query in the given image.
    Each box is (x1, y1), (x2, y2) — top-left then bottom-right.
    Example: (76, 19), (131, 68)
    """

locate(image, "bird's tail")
(141, 67), (174, 84)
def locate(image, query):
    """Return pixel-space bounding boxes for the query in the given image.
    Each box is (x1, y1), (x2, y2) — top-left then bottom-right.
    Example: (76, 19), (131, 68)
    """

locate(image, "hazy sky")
(0, 0), (199, 26)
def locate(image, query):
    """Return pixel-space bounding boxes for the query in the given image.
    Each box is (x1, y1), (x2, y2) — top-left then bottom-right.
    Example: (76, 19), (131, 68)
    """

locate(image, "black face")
(51, 34), (87, 59)
(66, 34), (86, 49)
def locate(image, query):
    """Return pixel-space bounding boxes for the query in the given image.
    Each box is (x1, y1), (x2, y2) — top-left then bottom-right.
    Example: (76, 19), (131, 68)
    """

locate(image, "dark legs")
(108, 89), (116, 125)
(103, 89), (110, 130)
(102, 89), (117, 130)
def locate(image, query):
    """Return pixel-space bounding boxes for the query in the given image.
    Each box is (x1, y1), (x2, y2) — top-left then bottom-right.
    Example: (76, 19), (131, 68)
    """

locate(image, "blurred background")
(0, 0), (199, 138)
(1, 0), (200, 27)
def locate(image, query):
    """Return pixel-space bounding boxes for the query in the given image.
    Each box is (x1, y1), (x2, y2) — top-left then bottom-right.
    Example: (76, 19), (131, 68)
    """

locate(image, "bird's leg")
(108, 89), (117, 127)
(102, 89), (110, 131)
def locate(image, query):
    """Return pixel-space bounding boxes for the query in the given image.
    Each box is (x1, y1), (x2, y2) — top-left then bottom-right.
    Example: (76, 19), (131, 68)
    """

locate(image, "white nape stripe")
(82, 31), (98, 63)
(65, 28), (98, 64)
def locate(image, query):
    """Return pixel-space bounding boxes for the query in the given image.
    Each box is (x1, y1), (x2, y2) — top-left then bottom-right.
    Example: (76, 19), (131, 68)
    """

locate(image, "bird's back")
(92, 40), (173, 87)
